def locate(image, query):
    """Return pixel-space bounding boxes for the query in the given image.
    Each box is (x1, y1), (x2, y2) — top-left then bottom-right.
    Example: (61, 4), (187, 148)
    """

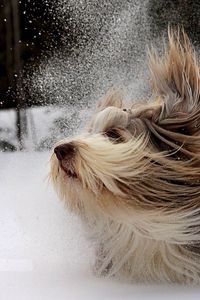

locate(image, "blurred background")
(0, 0), (200, 152)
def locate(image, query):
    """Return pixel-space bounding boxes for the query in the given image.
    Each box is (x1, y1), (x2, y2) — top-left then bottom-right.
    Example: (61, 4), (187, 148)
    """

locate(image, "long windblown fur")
(50, 29), (200, 284)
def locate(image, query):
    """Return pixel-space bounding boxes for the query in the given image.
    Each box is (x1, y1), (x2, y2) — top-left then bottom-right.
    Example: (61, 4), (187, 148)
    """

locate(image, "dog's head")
(50, 90), (160, 216)
(50, 29), (200, 235)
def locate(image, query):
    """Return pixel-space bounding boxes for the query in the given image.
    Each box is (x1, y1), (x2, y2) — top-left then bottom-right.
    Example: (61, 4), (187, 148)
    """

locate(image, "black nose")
(54, 143), (76, 160)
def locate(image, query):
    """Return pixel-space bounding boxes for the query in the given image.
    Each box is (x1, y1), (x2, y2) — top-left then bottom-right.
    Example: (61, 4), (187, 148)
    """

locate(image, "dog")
(50, 29), (200, 284)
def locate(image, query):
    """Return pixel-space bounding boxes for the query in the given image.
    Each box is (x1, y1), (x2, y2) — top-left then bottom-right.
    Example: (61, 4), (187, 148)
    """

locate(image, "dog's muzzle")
(54, 142), (76, 161)
(54, 142), (78, 178)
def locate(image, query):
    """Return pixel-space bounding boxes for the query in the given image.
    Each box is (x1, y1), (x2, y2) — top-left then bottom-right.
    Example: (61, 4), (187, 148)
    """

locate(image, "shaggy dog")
(50, 29), (200, 284)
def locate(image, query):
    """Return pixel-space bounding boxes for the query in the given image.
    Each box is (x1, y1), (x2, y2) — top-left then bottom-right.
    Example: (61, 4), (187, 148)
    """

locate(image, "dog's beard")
(50, 133), (150, 209)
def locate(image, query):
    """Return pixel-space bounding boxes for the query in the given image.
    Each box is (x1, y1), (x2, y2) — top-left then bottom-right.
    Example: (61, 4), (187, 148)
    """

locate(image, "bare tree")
(4, 0), (26, 150)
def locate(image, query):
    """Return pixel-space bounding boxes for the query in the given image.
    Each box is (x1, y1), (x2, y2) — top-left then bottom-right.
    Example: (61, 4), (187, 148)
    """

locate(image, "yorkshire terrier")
(50, 29), (200, 284)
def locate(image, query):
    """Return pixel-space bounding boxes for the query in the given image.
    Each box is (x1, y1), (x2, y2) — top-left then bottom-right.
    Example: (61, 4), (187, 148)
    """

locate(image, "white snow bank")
(1, 152), (200, 299)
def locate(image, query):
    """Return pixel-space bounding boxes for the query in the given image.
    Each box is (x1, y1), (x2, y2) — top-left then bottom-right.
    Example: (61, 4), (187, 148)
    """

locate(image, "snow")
(0, 106), (89, 151)
(0, 110), (17, 146)
(1, 151), (200, 299)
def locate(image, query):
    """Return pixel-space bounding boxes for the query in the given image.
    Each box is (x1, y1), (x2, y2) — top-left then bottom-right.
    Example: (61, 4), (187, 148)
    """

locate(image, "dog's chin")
(60, 164), (78, 179)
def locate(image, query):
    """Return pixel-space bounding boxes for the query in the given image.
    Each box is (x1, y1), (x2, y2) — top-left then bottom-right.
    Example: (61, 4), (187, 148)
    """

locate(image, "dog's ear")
(130, 98), (162, 122)
(148, 28), (200, 121)
(97, 89), (123, 111)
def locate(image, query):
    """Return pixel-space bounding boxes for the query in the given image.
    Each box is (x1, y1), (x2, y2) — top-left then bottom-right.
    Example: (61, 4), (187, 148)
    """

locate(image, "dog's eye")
(104, 128), (124, 143)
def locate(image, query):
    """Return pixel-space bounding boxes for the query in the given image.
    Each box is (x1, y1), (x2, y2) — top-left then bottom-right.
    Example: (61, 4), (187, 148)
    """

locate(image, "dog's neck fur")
(89, 216), (199, 284)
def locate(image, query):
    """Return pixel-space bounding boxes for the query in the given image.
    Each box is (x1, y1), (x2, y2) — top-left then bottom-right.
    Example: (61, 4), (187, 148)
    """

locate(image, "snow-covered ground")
(1, 151), (200, 300)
